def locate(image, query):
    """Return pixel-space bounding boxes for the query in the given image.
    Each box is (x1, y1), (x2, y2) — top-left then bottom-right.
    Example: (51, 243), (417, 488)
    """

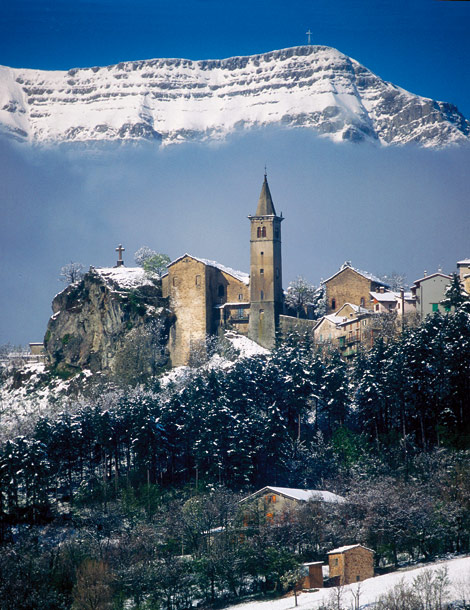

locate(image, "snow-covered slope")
(1, 46), (469, 148)
(226, 556), (470, 610)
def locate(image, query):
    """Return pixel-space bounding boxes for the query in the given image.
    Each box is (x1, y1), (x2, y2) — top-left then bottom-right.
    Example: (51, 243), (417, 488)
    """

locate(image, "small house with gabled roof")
(328, 544), (374, 585)
(410, 271), (451, 318)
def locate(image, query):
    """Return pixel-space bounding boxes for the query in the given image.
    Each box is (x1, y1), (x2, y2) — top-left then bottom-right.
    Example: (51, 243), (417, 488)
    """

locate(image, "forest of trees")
(0, 304), (470, 609)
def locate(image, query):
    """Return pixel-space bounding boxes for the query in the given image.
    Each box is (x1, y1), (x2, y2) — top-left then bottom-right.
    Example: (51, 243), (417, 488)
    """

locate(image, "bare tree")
(72, 559), (114, 610)
(285, 276), (317, 318)
(60, 261), (85, 284)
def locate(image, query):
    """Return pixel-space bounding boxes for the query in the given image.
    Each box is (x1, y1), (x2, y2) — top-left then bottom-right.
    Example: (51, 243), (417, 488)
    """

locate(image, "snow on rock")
(1, 46), (469, 148)
(93, 266), (155, 290)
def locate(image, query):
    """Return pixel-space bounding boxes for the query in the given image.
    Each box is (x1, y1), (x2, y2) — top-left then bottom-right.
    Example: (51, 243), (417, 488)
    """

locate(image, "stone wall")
(325, 268), (379, 313)
(328, 547), (374, 584)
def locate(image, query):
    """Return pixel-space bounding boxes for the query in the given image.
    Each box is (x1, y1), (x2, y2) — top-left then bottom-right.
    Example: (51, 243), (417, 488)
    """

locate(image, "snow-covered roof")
(370, 291), (396, 303)
(328, 544), (374, 555)
(457, 259), (470, 265)
(93, 266), (154, 289)
(240, 486), (345, 504)
(168, 254), (249, 285)
(323, 262), (388, 287)
(224, 331), (269, 357)
(336, 303), (371, 315)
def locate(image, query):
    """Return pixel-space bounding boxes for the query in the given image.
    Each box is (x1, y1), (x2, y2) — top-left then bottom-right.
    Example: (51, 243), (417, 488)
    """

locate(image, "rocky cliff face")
(44, 266), (172, 375)
(1, 46), (469, 148)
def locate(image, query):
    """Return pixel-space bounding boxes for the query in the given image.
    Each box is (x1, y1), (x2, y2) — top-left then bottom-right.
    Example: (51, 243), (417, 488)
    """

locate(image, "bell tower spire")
(248, 173), (284, 349)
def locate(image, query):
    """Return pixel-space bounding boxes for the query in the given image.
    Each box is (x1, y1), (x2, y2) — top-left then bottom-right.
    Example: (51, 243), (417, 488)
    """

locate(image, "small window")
(260, 269), (264, 274)
(432, 303), (439, 312)
(257, 227), (262, 238)
(356, 575), (360, 582)
(331, 298), (336, 310)
(195, 274), (201, 286)
(218, 285), (225, 297)
(271, 495), (276, 503)
(334, 558), (339, 566)
(261, 227), (266, 238)
(238, 294), (243, 300)
(375, 304), (379, 311)
(266, 512), (273, 523)
(261, 251), (264, 256)
(260, 290), (264, 301)
(360, 297), (365, 307)
(173, 276), (178, 287)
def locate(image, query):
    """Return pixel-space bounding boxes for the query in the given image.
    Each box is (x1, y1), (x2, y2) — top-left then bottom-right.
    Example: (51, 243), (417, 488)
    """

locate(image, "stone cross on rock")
(115, 244), (125, 267)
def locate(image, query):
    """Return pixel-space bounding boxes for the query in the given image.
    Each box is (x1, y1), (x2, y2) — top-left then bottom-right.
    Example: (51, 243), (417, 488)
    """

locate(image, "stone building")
(239, 486), (344, 525)
(323, 262), (388, 314)
(162, 175), (285, 366)
(327, 544), (374, 585)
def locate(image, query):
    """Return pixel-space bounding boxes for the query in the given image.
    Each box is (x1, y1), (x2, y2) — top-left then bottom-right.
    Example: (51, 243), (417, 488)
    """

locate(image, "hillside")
(1, 46), (469, 147)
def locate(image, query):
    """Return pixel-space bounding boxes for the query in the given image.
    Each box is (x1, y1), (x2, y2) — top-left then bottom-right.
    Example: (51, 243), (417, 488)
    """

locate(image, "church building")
(162, 175), (284, 366)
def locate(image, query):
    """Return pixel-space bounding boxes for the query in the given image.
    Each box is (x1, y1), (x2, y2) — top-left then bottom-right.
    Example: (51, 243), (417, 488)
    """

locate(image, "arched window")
(260, 290), (264, 301)
(360, 297), (365, 307)
(257, 227), (261, 238)
(261, 227), (266, 238)
(331, 298), (336, 310)
(218, 285), (224, 297)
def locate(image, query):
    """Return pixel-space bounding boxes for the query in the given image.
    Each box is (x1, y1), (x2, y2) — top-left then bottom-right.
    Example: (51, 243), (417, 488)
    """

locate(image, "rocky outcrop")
(44, 266), (172, 374)
(1, 46), (469, 148)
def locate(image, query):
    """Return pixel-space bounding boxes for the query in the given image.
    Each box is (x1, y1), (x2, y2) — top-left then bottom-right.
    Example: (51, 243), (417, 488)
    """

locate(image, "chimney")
(424, 270), (427, 277)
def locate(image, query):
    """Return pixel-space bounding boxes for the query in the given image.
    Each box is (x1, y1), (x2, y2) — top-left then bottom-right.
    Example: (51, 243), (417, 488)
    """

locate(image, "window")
(432, 303), (439, 312)
(356, 575), (360, 582)
(218, 285), (225, 297)
(266, 512), (273, 523)
(334, 558), (339, 566)
(360, 297), (365, 307)
(260, 269), (264, 274)
(375, 304), (379, 311)
(260, 290), (264, 301)
(238, 293), (243, 300)
(261, 226), (266, 238)
(195, 274), (201, 286)
(257, 227), (261, 238)
(173, 276), (178, 287)
(271, 495), (276, 503)
(261, 251), (264, 256)
(331, 298), (336, 310)
(238, 307), (244, 319)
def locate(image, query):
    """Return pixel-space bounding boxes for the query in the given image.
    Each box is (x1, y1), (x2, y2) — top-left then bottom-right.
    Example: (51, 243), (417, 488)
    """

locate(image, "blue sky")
(0, 0), (469, 345)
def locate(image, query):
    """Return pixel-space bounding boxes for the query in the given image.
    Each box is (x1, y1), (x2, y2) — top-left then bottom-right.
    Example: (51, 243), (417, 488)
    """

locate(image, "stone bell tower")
(248, 174), (284, 349)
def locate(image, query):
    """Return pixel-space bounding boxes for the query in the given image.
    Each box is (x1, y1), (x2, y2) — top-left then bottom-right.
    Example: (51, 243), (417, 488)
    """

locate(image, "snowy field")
(227, 556), (470, 610)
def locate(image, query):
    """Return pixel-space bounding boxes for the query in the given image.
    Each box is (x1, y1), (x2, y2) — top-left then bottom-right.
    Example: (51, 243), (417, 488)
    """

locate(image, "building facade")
(328, 544), (374, 585)
(323, 262), (388, 314)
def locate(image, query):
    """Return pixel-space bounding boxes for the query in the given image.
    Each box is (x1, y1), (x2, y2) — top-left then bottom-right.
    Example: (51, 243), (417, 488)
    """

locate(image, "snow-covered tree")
(440, 272), (468, 310)
(134, 246), (170, 279)
(285, 276), (316, 318)
(59, 261), (85, 284)
(379, 271), (407, 291)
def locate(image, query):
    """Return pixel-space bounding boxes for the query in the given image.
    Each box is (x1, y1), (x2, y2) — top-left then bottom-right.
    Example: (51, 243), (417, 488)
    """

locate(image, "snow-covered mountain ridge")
(1, 45), (469, 147)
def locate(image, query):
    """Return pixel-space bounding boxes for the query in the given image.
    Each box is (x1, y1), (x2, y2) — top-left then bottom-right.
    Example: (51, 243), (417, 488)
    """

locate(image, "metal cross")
(306, 29), (312, 45)
(115, 244), (125, 264)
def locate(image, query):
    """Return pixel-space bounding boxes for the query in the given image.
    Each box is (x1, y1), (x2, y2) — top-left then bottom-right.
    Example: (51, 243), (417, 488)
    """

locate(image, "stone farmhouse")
(458, 259), (470, 293)
(239, 485), (345, 525)
(328, 544), (374, 585)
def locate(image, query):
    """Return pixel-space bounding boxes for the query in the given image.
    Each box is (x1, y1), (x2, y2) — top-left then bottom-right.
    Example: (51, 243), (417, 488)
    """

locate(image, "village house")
(239, 486), (344, 525)
(323, 262), (389, 314)
(410, 271), (452, 317)
(370, 288), (416, 316)
(327, 544), (374, 585)
(313, 303), (375, 358)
